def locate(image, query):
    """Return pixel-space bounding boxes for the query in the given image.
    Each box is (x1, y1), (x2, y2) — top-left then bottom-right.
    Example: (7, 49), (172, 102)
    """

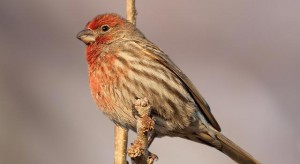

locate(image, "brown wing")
(137, 40), (221, 131)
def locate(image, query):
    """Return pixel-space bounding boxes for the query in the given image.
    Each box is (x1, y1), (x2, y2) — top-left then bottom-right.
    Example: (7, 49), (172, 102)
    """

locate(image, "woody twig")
(128, 98), (156, 164)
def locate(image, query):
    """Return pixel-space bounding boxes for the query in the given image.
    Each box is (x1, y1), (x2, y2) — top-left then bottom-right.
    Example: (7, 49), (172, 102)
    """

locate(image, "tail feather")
(192, 128), (260, 164)
(215, 131), (260, 164)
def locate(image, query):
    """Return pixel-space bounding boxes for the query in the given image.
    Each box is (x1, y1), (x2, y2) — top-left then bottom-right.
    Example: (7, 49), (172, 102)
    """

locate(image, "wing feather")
(134, 39), (221, 131)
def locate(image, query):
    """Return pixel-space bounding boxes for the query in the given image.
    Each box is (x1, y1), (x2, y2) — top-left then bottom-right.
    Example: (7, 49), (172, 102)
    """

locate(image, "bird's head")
(77, 13), (135, 46)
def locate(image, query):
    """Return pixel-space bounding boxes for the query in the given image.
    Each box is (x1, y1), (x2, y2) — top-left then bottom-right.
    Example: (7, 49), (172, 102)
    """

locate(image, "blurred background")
(1, 0), (300, 163)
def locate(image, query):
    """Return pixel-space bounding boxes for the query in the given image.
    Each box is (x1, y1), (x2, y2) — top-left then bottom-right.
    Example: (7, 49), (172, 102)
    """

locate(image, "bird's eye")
(101, 25), (110, 32)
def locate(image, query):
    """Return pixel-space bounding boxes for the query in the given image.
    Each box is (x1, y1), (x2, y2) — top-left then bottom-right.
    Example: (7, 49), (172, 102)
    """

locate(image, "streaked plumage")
(77, 13), (260, 164)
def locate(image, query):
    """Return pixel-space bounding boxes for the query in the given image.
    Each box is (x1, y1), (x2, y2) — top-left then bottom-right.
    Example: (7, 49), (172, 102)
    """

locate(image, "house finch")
(77, 13), (260, 164)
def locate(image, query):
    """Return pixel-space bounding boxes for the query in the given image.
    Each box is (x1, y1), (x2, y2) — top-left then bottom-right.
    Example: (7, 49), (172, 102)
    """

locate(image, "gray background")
(1, 0), (300, 163)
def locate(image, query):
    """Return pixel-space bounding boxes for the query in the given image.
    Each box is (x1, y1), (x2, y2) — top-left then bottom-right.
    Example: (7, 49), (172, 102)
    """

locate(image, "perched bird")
(77, 13), (260, 164)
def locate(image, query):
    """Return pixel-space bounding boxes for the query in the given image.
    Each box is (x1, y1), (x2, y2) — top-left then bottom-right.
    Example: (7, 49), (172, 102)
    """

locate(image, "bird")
(77, 13), (260, 164)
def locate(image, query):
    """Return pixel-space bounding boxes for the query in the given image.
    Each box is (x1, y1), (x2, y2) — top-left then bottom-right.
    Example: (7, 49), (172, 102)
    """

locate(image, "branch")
(128, 98), (155, 164)
(126, 0), (137, 25)
(114, 126), (128, 164)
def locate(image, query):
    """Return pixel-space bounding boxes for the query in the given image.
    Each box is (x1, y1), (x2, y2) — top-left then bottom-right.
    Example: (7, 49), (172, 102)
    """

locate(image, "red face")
(77, 14), (125, 45)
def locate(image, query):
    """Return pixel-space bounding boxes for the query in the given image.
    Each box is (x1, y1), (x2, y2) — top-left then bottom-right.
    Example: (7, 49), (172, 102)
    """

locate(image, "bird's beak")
(76, 29), (96, 45)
